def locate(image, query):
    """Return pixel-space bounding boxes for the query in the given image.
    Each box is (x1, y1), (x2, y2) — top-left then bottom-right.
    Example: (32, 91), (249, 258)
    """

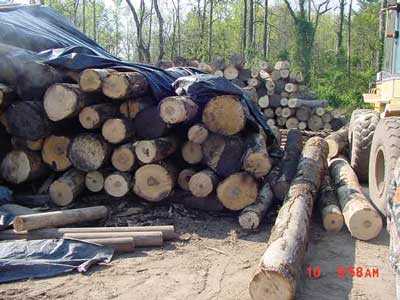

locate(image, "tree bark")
(153, 0), (165, 61)
(242, 133), (272, 178)
(249, 137), (329, 300)
(263, 0), (269, 59)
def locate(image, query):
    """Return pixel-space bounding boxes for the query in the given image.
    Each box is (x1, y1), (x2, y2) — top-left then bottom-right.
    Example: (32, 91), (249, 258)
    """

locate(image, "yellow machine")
(350, 0), (400, 216)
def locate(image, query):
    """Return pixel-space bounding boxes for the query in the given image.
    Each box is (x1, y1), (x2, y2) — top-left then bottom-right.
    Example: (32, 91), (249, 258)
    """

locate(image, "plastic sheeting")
(0, 239), (114, 283)
(0, 4), (275, 141)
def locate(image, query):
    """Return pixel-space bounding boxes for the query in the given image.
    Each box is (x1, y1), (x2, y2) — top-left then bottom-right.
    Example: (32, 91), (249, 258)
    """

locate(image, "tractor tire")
(369, 117), (400, 216)
(348, 109), (380, 182)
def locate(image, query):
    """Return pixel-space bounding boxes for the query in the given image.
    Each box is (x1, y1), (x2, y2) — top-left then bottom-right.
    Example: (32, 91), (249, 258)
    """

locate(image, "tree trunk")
(378, 0), (387, 70)
(135, 136), (178, 164)
(242, 0), (248, 55)
(273, 129), (303, 202)
(104, 172), (132, 198)
(247, 0), (254, 59)
(242, 133), (272, 178)
(202, 95), (246, 136)
(0, 150), (48, 184)
(188, 169), (219, 197)
(68, 134), (110, 172)
(13, 206), (108, 232)
(92, 0), (96, 41)
(202, 134), (244, 177)
(347, 0), (353, 78)
(49, 168), (85, 206)
(217, 172), (258, 210)
(325, 125), (349, 159)
(153, 0), (165, 61)
(329, 157), (383, 240)
(263, 0), (269, 59)
(318, 175), (344, 233)
(239, 181), (273, 229)
(111, 143), (136, 172)
(102, 72), (148, 99)
(79, 103), (119, 129)
(208, 0), (214, 62)
(133, 162), (177, 202)
(42, 135), (72, 172)
(159, 96), (198, 124)
(249, 137), (329, 300)
(101, 118), (134, 144)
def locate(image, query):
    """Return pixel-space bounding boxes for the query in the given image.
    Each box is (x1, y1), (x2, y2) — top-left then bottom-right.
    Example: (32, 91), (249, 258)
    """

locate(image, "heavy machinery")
(354, 0), (400, 216)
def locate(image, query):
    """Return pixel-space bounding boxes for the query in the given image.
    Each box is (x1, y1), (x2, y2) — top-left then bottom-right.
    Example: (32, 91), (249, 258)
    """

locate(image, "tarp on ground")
(0, 239), (114, 283)
(0, 4), (275, 142)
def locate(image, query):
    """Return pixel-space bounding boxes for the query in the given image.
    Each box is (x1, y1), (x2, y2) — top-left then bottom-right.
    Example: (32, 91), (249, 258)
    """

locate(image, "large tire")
(369, 117), (400, 216)
(348, 109), (380, 182)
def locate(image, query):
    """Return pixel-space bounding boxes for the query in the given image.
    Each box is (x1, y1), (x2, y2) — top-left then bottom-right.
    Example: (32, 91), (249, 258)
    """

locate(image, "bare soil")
(0, 193), (395, 300)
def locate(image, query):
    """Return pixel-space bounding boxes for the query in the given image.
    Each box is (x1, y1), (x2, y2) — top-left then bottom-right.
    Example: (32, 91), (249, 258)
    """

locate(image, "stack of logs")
(0, 68), (278, 217)
(196, 55), (346, 132)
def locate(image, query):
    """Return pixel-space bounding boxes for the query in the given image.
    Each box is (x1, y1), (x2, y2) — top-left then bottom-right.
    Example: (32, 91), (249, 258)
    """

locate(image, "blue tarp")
(0, 4), (275, 141)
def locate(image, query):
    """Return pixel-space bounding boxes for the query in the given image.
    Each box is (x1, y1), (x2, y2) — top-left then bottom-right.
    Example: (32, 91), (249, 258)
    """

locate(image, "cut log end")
(102, 72), (148, 99)
(182, 141), (203, 164)
(79, 69), (104, 92)
(243, 152), (271, 178)
(188, 170), (217, 197)
(0, 150), (32, 184)
(348, 207), (383, 241)
(322, 205), (344, 233)
(217, 172), (258, 210)
(250, 270), (294, 300)
(159, 96), (198, 124)
(79, 106), (101, 129)
(177, 168), (195, 191)
(104, 172), (131, 198)
(44, 84), (81, 122)
(111, 144), (135, 172)
(42, 135), (71, 172)
(188, 124), (209, 144)
(238, 211), (260, 230)
(102, 118), (131, 144)
(85, 171), (105, 193)
(49, 180), (75, 206)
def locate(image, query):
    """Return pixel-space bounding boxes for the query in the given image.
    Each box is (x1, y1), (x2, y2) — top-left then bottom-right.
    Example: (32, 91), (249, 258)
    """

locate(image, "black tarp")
(0, 239), (114, 283)
(0, 4), (275, 142)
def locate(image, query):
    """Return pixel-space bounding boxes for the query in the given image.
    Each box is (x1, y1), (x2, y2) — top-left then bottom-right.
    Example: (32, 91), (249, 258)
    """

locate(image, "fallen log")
(159, 96), (198, 124)
(135, 136), (178, 164)
(104, 172), (132, 198)
(188, 169), (219, 197)
(329, 156), (382, 240)
(178, 193), (225, 211)
(44, 83), (95, 122)
(273, 129), (303, 202)
(79, 103), (119, 129)
(238, 181), (274, 230)
(133, 162), (177, 202)
(202, 95), (246, 136)
(288, 98), (328, 108)
(41, 135), (72, 172)
(13, 205), (108, 232)
(217, 172), (258, 210)
(318, 175), (344, 233)
(249, 137), (329, 300)
(102, 71), (149, 99)
(68, 134), (110, 172)
(242, 133), (272, 178)
(49, 169), (85, 206)
(0, 150), (47, 184)
(325, 125), (349, 159)
(83, 237), (135, 253)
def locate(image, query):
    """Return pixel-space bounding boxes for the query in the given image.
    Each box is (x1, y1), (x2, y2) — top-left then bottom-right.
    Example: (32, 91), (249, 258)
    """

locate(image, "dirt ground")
(0, 192), (395, 300)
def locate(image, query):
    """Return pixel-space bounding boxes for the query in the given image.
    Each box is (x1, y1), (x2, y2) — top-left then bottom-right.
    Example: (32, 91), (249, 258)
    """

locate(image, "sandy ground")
(0, 196), (395, 300)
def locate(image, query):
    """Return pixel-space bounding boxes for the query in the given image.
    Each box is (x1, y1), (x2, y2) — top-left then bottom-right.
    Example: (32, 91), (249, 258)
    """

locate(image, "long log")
(318, 175), (344, 233)
(102, 118), (134, 144)
(188, 169), (219, 197)
(13, 206), (108, 232)
(49, 169), (85, 206)
(104, 172), (132, 198)
(102, 71), (149, 99)
(329, 157), (382, 240)
(133, 162), (177, 202)
(68, 134), (110, 172)
(249, 137), (329, 300)
(178, 193), (225, 211)
(83, 237), (135, 253)
(288, 98), (328, 108)
(217, 172), (258, 210)
(242, 133), (272, 178)
(238, 181), (274, 230)
(5, 101), (53, 140)
(79, 103), (119, 129)
(202, 134), (244, 177)
(44, 83), (95, 122)
(135, 136), (177, 164)
(41, 135), (72, 172)
(79, 68), (114, 92)
(111, 143), (136, 172)
(273, 129), (303, 202)
(325, 125), (349, 159)
(159, 96), (198, 124)
(202, 95), (246, 136)
(0, 150), (47, 184)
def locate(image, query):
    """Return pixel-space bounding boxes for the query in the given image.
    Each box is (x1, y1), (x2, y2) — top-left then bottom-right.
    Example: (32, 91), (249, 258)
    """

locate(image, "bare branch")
(283, 0), (297, 20)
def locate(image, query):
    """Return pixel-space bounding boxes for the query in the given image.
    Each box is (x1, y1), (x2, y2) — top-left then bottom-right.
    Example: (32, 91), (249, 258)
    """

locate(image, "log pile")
(195, 55), (346, 132)
(0, 67), (277, 215)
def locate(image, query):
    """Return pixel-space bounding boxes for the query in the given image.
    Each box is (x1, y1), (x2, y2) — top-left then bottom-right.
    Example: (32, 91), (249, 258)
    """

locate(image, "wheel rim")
(375, 147), (386, 197)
